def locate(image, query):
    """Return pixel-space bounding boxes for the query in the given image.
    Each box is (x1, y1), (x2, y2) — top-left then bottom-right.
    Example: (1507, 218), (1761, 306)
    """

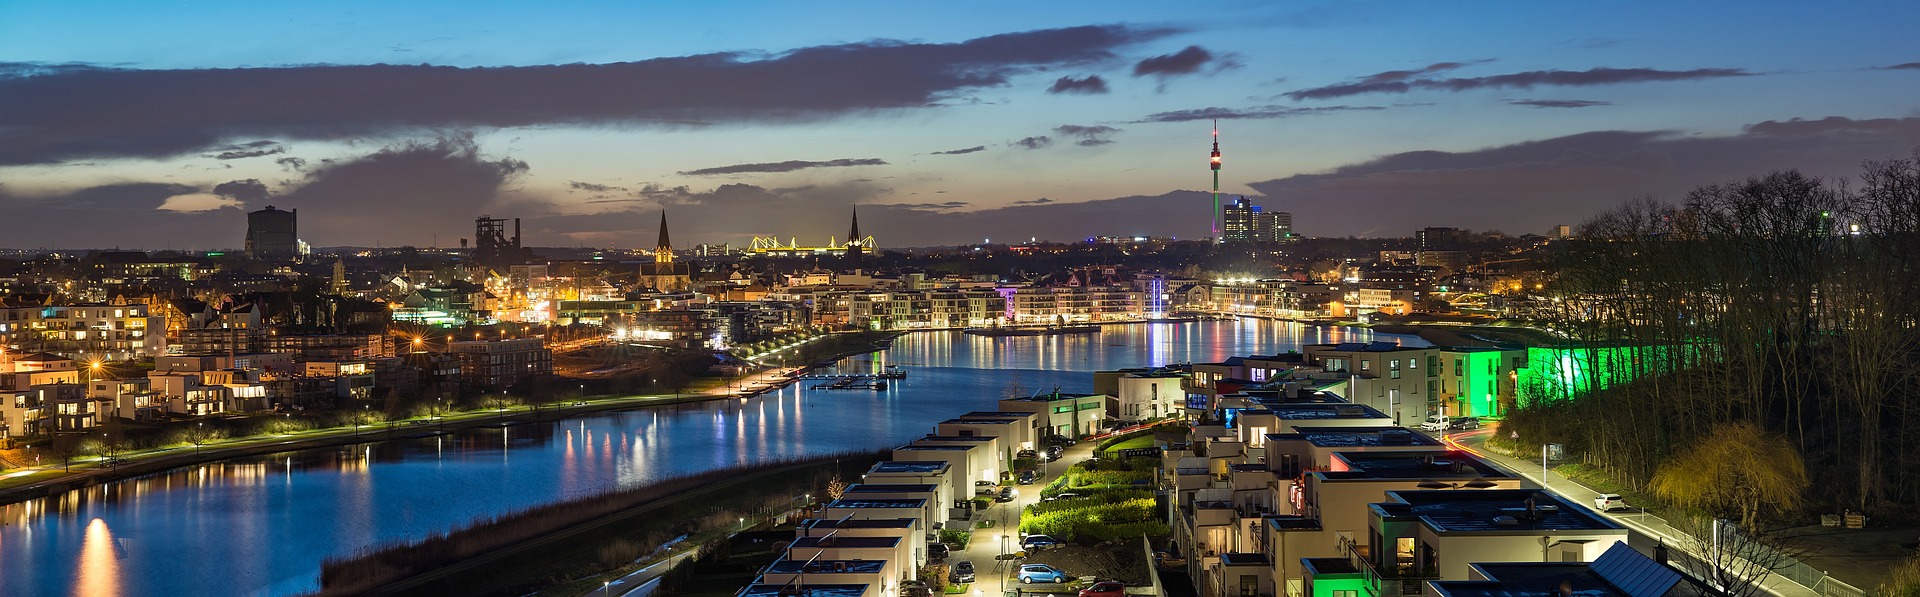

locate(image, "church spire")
(844, 205), (864, 269)
(655, 211), (673, 265)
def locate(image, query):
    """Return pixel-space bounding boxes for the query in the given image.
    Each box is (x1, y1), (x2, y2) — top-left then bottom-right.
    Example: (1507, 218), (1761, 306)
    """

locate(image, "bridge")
(747, 234), (877, 256)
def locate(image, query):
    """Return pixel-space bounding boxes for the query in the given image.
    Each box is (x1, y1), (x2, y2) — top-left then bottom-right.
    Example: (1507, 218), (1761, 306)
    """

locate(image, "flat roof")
(1266, 403), (1391, 420)
(942, 418), (1017, 425)
(1302, 558), (1361, 576)
(790, 536), (902, 549)
(917, 435), (996, 442)
(962, 411), (1037, 418)
(1376, 489), (1624, 533)
(739, 583), (869, 597)
(1221, 553), (1271, 566)
(868, 461), (948, 473)
(1003, 392), (1103, 402)
(765, 559), (890, 574)
(1266, 516), (1323, 531)
(799, 518), (916, 530)
(892, 445), (972, 452)
(827, 498), (927, 509)
(1269, 426), (1442, 448)
(1310, 341), (1432, 353)
(1323, 450), (1511, 479)
(845, 484), (938, 493)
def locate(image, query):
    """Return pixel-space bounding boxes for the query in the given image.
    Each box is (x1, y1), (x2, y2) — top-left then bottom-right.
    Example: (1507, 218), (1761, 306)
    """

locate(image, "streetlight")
(603, 580), (610, 596)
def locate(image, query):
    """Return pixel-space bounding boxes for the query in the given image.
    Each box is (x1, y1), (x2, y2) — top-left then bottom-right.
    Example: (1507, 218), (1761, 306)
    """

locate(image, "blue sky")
(2, 1), (1917, 248)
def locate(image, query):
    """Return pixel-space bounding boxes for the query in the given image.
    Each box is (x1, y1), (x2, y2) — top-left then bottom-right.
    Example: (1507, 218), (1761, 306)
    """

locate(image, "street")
(947, 439), (1099, 596)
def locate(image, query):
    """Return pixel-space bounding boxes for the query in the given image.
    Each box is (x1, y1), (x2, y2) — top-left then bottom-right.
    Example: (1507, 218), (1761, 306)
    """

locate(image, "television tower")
(1210, 120), (1222, 244)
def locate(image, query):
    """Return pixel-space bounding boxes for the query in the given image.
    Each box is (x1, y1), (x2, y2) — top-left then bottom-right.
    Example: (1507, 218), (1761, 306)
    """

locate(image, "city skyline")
(3, 1), (1919, 249)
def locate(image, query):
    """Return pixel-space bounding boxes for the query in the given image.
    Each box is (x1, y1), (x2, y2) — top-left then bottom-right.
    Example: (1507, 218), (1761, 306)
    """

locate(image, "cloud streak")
(1135, 104), (1384, 122)
(678, 158), (887, 176)
(1133, 46), (1218, 77)
(1053, 124), (1120, 146)
(931, 145), (987, 155)
(1505, 99), (1612, 108)
(1286, 66), (1752, 100)
(0, 25), (1174, 165)
(1047, 74), (1109, 94)
(1013, 136), (1053, 150)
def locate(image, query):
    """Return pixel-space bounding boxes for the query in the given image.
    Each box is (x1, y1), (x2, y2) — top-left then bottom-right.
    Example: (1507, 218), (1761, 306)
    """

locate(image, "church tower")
(655, 211), (673, 265)
(844, 206), (864, 269)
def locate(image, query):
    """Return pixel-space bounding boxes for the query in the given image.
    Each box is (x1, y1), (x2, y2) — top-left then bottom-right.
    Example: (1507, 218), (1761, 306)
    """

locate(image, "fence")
(1714, 519), (1867, 597)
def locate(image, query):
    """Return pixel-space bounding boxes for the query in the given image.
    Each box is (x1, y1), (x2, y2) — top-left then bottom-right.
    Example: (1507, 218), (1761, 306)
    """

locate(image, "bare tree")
(1669, 516), (1794, 597)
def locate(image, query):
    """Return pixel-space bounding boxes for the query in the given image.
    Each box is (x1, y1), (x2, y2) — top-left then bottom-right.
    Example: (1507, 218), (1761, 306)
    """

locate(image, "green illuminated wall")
(1453, 350), (1504, 418)
(1516, 344), (1696, 407)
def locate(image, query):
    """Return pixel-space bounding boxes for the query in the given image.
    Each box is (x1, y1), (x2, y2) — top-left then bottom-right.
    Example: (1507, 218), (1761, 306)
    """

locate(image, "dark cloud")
(1135, 104), (1384, 123)
(212, 179), (270, 204)
(1013, 198), (1054, 205)
(1285, 66), (1752, 100)
(679, 158), (887, 176)
(0, 182), (245, 249)
(1013, 136), (1053, 150)
(274, 134), (530, 246)
(568, 180), (627, 193)
(1053, 124), (1120, 146)
(1880, 62), (1920, 70)
(931, 145), (987, 155)
(275, 156), (307, 171)
(1133, 46), (1218, 77)
(1505, 99), (1612, 108)
(1047, 75), (1109, 94)
(0, 25), (1174, 165)
(1245, 115), (1920, 237)
(206, 140), (286, 160)
(881, 201), (970, 210)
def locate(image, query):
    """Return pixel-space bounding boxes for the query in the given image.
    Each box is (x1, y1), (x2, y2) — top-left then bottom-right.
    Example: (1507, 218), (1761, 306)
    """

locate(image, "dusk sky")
(3, 1), (1918, 250)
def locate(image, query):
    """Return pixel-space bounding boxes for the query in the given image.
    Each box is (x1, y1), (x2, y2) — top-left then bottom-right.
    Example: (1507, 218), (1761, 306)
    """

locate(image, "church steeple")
(844, 206), (864, 269)
(655, 211), (673, 265)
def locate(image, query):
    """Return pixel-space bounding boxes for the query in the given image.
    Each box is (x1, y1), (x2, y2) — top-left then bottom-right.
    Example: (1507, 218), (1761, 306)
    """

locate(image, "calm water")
(0, 320), (1415, 596)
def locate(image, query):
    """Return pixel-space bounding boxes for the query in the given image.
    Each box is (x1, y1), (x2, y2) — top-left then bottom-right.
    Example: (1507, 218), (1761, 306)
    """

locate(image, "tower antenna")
(1210, 120), (1222, 245)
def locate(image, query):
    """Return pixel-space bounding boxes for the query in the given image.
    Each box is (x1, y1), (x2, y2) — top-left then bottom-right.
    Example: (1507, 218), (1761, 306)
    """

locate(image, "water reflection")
(0, 321), (1416, 597)
(74, 518), (120, 597)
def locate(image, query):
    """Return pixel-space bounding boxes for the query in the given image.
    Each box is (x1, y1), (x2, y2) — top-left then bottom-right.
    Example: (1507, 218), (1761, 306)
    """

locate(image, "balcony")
(1349, 549), (1435, 597)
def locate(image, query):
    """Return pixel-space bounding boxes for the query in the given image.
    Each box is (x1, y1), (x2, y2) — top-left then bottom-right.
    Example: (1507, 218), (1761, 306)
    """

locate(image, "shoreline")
(0, 330), (907, 507)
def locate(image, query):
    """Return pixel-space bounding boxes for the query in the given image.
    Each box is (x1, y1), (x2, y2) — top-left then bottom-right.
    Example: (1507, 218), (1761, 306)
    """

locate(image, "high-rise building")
(1222, 196), (1294, 243)
(1222, 197), (1255, 242)
(245, 205), (299, 260)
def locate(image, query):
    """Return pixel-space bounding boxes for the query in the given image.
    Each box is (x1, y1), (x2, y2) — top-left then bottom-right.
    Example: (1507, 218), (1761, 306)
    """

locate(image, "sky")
(2, 1), (1918, 250)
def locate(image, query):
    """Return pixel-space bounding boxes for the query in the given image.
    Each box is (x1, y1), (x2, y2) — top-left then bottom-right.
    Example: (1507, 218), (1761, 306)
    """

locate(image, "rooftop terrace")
(1376, 489), (1624, 533)
(868, 461), (948, 474)
(1324, 450), (1511, 479)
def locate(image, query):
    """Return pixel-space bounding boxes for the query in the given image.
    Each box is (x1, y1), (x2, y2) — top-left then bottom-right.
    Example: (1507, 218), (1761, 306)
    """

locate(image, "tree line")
(1507, 149), (1920, 520)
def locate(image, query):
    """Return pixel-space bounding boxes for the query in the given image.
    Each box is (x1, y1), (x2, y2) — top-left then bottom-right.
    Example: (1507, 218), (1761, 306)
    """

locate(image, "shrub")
(939, 528), (971, 549)
(1880, 553), (1920, 597)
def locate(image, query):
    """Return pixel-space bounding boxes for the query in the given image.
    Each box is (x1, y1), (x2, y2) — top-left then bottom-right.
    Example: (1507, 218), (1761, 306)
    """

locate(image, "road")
(1444, 428), (1821, 597)
(946, 439), (1099, 596)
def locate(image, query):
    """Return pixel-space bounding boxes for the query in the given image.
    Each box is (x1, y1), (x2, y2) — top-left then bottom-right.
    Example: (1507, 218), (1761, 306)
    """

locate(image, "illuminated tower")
(654, 211), (673, 265)
(844, 206), (864, 269)
(1210, 121), (1222, 244)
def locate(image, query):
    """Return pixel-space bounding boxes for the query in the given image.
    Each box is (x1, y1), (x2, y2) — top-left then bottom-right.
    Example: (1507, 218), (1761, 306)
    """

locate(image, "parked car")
(1018, 564), (1070, 584)
(950, 560), (976, 583)
(1046, 435), (1076, 447)
(903, 580), (933, 597)
(1079, 581), (1126, 597)
(1449, 417), (1481, 430)
(1419, 415), (1451, 432)
(996, 487), (1019, 502)
(1021, 534), (1065, 551)
(1044, 492), (1082, 502)
(928, 542), (950, 562)
(1018, 449), (1039, 459)
(1594, 493), (1629, 512)
(1019, 470), (1038, 485)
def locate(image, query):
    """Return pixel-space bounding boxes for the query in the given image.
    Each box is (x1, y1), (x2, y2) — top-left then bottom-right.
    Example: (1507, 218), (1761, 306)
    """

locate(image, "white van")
(1419, 415), (1451, 432)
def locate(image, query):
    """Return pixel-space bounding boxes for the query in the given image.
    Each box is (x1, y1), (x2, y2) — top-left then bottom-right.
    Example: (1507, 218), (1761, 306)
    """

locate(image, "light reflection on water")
(0, 320), (1414, 596)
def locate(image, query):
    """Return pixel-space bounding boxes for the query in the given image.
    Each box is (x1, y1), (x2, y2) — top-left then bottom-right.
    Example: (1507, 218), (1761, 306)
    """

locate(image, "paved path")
(1446, 428), (1821, 597)
(947, 440), (1099, 595)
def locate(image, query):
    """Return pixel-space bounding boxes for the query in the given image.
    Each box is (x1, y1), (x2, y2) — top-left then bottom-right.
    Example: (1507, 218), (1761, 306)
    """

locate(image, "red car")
(1079, 581), (1125, 597)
